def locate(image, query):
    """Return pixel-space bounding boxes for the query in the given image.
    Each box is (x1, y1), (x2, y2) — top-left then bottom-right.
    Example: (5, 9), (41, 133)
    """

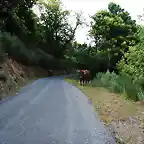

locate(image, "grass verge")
(65, 78), (138, 123)
(65, 78), (144, 143)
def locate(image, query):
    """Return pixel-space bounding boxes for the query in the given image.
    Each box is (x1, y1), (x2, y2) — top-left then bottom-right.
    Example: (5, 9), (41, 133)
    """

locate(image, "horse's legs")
(86, 78), (88, 84)
(80, 77), (83, 86)
(87, 77), (90, 84)
(82, 78), (84, 86)
(85, 76), (88, 84)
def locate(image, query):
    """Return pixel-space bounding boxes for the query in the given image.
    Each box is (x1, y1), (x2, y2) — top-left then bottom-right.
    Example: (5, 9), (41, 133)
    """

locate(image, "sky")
(33, 0), (144, 44)
(61, 0), (144, 44)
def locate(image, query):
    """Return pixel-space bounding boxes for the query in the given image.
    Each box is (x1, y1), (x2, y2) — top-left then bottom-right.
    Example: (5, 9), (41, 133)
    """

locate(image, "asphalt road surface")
(0, 77), (116, 144)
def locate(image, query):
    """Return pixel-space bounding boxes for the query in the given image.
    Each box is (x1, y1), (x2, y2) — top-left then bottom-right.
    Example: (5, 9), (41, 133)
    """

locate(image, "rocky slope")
(0, 58), (48, 100)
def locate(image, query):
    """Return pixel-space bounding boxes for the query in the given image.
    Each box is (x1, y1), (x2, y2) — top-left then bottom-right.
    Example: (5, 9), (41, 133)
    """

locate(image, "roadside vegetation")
(0, 0), (84, 98)
(65, 78), (144, 143)
(66, 2), (144, 103)
(0, 0), (84, 71)
(1, 0), (144, 143)
(65, 2), (144, 143)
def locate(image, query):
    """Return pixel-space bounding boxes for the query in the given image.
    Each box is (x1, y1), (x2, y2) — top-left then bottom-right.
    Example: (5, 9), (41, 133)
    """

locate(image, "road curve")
(0, 77), (116, 144)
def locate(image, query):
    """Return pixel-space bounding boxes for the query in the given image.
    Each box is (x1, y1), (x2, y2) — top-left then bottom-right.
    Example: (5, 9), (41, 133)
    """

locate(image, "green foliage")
(0, 0), (84, 70)
(89, 2), (138, 71)
(1, 0), (144, 104)
(68, 42), (110, 76)
(117, 26), (144, 80)
(0, 32), (63, 69)
(90, 72), (143, 101)
(0, 32), (37, 64)
(68, 2), (139, 79)
(65, 3), (144, 102)
(36, 0), (83, 58)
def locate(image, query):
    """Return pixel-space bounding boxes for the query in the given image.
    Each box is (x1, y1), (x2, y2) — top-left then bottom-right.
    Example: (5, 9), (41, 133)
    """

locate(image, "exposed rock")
(0, 58), (48, 100)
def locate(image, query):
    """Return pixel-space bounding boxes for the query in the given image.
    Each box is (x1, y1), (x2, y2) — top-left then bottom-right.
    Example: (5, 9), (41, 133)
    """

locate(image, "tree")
(0, 0), (38, 46)
(117, 26), (144, 81)
(89, 2), (138, 71)
(36, 0), (84, 58)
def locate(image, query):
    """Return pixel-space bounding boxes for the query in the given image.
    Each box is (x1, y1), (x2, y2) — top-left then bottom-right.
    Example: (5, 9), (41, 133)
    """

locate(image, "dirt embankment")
(0, 58), (48, 100)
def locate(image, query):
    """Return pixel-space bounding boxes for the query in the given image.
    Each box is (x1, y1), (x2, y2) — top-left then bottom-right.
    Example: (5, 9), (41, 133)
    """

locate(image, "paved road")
(0, 77), (116, 144)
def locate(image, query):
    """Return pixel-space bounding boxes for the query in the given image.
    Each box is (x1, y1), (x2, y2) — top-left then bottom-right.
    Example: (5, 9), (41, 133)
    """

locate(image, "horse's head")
(79, 70), (84, 76)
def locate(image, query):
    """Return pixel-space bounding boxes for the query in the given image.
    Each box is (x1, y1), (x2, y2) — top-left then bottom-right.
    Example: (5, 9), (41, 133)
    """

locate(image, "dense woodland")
(1, 0), (144, 101)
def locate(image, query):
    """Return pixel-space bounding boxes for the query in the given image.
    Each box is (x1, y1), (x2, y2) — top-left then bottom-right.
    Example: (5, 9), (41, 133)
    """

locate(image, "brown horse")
(78, 69), (91, 86)
(79, 70), (85, 86)
(48, 70), (53, 77)
(84, 70), (91, 84)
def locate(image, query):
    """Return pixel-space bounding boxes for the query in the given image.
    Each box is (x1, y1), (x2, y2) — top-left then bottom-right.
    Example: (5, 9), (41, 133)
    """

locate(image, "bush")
(117, 26), (144, 81)
(0, 32), (67, 69)
(91, 71), (144, 101)
(137, 89), (144, 101)
(0, 32), (36, 64)
(0, 32), (79, 71)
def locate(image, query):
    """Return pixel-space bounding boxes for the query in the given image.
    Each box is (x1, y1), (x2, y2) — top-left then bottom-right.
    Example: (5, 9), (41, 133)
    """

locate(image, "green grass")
(90, 72), (144, 101)
(65, 76), (144, 144)
(65, 77), (144, 123)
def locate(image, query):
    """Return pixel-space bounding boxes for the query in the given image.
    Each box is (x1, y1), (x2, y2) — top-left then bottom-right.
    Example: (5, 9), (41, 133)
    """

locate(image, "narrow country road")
(0, 77), (116, 144)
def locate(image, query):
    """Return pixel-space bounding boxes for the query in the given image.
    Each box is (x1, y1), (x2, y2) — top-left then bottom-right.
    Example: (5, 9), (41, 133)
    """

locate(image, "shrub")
(117, 26), (144, 81)
(137, 89), (144, 101)
(0, 32), (64, 69)
(91, 71), (144, 101)
(0, 32), (36, 64)
(0, 32), (77, 70)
